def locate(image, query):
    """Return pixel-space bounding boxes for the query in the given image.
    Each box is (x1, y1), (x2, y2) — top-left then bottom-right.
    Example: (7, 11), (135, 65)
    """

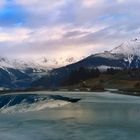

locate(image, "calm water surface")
(0, 91), (140, 140)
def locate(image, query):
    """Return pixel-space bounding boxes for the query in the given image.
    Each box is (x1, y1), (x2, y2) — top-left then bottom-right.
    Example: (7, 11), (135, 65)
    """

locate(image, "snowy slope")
(34, 57), (83, 68)
(110, 38), (140, 67)
(0, 56), (82, 70)
(111, 38), (140, 56)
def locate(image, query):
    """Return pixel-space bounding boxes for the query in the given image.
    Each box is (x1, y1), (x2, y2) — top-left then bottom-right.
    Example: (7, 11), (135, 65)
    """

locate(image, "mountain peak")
(110, 38), (140, 57)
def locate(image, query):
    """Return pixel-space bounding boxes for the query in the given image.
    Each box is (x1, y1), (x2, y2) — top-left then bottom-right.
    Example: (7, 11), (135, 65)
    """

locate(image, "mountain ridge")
(1, 38), (140, 89)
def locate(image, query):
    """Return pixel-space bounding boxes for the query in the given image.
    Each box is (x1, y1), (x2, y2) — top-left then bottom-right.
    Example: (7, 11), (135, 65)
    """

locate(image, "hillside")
(60, 69), (140, 93)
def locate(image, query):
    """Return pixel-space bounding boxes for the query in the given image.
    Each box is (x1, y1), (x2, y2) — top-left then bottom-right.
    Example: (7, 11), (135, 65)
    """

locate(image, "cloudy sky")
(0, 0), (140, 59)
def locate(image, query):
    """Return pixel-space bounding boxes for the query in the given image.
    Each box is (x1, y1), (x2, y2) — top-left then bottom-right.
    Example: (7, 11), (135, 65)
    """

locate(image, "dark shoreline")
(0, 88), (105, 95)
(0, 88), (140, 98)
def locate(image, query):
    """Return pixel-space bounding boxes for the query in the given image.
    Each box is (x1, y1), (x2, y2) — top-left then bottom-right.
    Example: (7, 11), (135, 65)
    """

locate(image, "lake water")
(0, 91), (140, 140)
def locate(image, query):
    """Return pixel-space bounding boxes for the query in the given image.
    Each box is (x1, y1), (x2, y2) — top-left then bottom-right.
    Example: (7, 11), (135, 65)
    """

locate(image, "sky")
(0, 0), (140, 59)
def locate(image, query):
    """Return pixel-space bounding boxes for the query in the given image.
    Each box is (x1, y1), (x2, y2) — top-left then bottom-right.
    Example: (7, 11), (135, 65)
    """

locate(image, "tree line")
(61, 67), (140, 86)
(61, 67), (100, 86)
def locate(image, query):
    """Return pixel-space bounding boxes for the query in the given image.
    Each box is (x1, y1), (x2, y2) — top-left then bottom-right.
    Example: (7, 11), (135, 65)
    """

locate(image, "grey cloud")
(63, 30), (89, 38)
(0, 0), (140, 59)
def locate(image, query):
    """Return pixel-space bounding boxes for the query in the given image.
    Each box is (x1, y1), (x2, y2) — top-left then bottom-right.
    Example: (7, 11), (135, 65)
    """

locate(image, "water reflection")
(0, 91), (140, 140)
(49, 102), (140, 127)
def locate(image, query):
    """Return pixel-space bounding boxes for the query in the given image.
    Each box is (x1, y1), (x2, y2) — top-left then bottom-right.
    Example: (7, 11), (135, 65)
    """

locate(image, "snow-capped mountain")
(1, 37), (140, 89)
(0, 57), (49, 89)
(111, 38), (140, 56)
(0, 56), (82, 89)
(72, 38), (140, 69)
(35, 56), (84, 68)
(0, 56), (82, 70)
(0, 57), (46, 70)
(110, 38), (140, 68)
(33, 38), (140, 88)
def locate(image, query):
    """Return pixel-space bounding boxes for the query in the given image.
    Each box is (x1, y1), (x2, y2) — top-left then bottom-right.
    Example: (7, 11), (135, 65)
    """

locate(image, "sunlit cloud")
(82, 0), (102, 7)
(0, 27), (30, 42)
